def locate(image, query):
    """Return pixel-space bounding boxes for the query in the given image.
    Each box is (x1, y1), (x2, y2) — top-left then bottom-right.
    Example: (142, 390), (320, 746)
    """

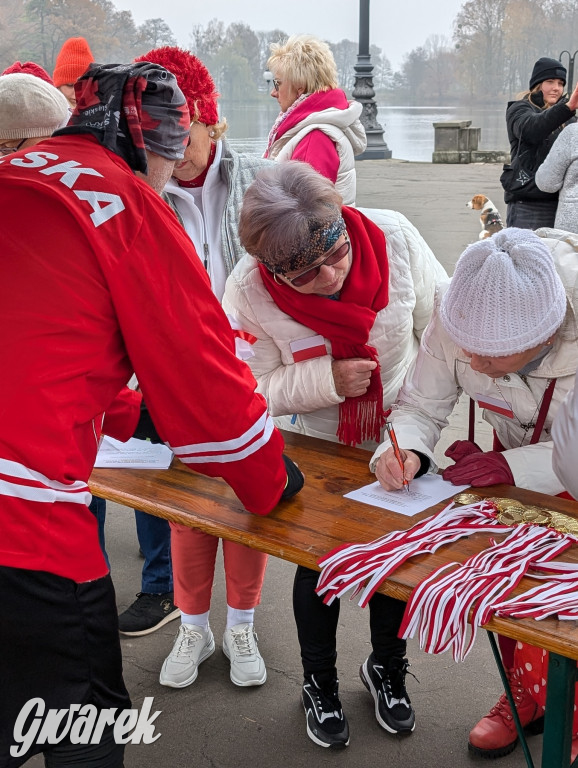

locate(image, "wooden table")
(90, 431), (578, 768)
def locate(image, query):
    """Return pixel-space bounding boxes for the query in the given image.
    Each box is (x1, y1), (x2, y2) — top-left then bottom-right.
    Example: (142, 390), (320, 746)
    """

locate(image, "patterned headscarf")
(259, 212), (347, 275)
(54, 62), (190, 174)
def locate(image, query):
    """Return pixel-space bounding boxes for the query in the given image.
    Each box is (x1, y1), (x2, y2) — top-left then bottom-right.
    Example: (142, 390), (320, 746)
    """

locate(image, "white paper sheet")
(94, 436), (173, 469)
(344, 474), (469, 516)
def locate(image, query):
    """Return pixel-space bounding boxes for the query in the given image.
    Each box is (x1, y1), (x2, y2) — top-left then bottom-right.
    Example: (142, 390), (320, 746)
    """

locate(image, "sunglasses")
(0, 138), (27, 156)
(272, 78), (281, 91)
(283, 238), (351, 287)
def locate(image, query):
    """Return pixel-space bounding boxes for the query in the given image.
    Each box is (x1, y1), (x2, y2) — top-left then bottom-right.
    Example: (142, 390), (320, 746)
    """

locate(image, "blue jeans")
(134, 509), (173, 594)
(89, 498), (172, 593)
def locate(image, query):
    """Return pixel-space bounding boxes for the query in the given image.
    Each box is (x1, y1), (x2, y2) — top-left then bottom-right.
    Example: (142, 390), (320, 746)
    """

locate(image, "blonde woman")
(503, 57), (578, 229)
(265, 34), (366, 205)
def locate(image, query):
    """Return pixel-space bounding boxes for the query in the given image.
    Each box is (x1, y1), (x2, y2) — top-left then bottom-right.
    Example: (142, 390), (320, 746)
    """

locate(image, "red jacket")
(0, 135), (286, 582)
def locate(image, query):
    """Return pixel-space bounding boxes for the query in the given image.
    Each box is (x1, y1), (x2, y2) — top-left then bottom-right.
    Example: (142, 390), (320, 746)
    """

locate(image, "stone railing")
(432, 121), (509, 164)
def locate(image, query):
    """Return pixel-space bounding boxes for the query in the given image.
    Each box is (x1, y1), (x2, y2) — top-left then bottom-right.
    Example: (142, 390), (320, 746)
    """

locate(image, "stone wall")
(432, 121), (508, 163)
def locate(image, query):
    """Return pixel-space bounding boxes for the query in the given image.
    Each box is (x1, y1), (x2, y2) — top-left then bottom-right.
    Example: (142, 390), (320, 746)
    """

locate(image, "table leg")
(542, 652), (576, 768)
(487, 631), (536, 768)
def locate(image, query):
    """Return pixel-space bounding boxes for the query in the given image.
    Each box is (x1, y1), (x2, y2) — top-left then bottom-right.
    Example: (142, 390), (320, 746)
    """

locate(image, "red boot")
(468, 668), (544, 758)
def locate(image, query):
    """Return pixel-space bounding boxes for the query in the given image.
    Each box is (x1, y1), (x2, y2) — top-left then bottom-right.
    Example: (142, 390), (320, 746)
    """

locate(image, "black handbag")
(500, 138), (541, 198)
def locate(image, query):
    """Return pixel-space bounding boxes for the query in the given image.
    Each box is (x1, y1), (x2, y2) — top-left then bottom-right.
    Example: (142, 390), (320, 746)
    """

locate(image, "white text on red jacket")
(4, 151), (125, 228)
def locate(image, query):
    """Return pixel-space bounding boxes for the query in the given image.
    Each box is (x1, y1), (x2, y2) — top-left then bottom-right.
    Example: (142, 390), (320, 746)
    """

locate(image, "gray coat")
(163, 139), (273, 276)
(535, 123), (578, 233)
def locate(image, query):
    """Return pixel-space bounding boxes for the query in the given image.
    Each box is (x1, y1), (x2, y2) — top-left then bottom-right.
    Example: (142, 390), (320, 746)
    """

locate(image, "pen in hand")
(385, 422), (410, 493)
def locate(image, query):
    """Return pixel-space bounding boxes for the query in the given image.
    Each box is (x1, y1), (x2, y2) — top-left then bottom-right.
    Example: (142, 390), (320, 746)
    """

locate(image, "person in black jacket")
(503, 57), (578, 229)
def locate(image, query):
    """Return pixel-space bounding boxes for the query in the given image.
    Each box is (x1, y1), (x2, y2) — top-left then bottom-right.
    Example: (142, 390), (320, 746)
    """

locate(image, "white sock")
(181, 611), (210, 630)
(226, 606), (255, 629)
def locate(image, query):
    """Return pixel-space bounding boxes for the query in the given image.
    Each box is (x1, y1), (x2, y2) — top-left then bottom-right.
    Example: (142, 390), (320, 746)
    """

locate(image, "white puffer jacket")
(222, 208), (448, 450)
(370, 228), (578, 494)
(268, 99), (366, 206)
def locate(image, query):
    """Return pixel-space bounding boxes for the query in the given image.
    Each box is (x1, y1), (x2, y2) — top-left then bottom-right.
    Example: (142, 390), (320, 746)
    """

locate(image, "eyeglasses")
(272, 78), (281, 91)
(283, 238), (351, 287)
(0, 138), (27, 155)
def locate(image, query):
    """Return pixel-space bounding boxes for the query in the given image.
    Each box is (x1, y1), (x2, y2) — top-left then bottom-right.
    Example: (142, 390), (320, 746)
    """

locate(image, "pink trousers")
(170, 522), (268, 614)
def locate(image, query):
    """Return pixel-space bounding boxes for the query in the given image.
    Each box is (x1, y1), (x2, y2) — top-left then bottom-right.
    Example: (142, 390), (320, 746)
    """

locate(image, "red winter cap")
(53, 37), (94, 87)
(135, 46), (219, 126)
(1, 61), (54, 85)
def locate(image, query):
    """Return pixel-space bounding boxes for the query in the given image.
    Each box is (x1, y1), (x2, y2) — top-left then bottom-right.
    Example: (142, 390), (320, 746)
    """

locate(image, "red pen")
(385, 422), (410, 493)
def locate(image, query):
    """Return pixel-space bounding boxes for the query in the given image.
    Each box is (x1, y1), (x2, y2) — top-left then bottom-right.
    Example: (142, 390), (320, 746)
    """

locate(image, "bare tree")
(454, 0), (508, 94)
(134, 17), (176, 53)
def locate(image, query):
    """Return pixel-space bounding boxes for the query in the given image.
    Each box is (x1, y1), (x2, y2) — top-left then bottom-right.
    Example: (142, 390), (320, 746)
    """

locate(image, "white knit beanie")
(440, 228), (567, 356)
(0, 73), (69, 139)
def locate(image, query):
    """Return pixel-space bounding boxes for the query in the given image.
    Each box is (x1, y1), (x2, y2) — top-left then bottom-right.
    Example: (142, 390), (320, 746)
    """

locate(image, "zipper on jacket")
(203, 242), (209, 271)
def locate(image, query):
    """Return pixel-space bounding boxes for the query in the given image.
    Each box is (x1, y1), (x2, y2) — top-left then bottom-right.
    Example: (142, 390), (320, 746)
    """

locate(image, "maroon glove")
(444, 440), (482, 463)
(442, 450), (515, 487)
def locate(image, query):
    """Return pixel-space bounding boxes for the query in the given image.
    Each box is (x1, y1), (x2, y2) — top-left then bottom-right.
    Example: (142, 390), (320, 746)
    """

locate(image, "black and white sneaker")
(360, 654), (415, 734)
(302, 674), (350, 749)
(118, 592), (179, 636)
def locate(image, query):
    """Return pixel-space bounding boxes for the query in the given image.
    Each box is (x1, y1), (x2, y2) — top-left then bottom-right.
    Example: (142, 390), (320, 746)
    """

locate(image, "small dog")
(466, 194), (504, 239)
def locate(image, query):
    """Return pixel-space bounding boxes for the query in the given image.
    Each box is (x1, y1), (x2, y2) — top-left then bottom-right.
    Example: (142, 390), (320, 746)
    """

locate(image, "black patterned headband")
(260, 214), (346, 274)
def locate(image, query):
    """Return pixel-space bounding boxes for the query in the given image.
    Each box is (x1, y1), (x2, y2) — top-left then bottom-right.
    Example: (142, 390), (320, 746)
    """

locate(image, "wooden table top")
(90, 431), (578, 660)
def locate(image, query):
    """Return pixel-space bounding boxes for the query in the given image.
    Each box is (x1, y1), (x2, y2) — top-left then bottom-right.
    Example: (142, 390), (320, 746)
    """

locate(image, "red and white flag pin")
(476, 392), (514, 419)
(290, 335), (328, 363)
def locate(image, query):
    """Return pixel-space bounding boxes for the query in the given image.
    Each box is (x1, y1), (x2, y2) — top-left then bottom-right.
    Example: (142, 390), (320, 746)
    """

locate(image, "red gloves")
(441, 440), (515, 487)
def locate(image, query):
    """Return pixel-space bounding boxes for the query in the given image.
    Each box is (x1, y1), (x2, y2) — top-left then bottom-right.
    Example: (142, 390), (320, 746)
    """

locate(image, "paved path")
(355, 158), (506, 276)
(26, 161), (534, 768)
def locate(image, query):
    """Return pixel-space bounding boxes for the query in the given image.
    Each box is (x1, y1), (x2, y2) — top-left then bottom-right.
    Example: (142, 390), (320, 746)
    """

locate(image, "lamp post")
(353, 0), (391, 159)
(559, 51), (578, 93)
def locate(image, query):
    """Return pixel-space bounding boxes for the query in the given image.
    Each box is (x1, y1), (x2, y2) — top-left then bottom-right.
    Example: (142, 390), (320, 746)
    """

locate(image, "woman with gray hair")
(222, 161), (447, 749)
(264, 34), (366, 205)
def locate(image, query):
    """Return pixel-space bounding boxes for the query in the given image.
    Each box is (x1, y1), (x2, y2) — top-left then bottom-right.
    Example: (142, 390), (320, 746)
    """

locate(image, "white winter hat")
(0, 73), (69, 139)
(440, 227), (567, 356)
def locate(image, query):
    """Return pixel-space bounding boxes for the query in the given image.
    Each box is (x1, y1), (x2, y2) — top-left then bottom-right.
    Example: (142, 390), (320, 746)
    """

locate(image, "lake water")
(221, 103), (510, 162)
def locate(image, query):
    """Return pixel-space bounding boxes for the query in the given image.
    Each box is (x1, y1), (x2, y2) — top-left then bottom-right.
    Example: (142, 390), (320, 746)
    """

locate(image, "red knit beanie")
(53, 37), (94, 87)
(134, 46), (219, 125)
(1, 61), (54, 85)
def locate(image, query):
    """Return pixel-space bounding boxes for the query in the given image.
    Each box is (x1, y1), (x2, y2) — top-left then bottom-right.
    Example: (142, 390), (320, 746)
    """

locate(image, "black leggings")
(292, 565), (407, 677)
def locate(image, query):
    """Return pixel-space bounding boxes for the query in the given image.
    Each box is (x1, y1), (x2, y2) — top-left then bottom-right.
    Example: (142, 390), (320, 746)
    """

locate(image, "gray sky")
(114, 0), (465, 71)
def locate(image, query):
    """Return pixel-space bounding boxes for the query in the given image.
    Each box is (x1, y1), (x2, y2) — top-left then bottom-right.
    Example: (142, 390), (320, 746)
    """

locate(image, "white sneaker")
(222, 623), (267, 687)
(159, 624), (215, 688)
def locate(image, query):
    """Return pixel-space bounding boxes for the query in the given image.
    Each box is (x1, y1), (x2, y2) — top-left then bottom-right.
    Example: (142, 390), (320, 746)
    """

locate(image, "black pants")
(0, 567), (130, 768)
(293, 565), (407, 678)
(506, 199), (557, 229)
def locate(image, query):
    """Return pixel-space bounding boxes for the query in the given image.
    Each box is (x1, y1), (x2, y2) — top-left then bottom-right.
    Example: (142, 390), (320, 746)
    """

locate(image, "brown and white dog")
(466, 194), (504, 239)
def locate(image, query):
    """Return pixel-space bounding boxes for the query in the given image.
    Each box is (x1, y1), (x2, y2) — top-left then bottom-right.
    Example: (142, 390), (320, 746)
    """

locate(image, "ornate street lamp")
(559, 51), (578, 93)
(353, 0), (391, 159)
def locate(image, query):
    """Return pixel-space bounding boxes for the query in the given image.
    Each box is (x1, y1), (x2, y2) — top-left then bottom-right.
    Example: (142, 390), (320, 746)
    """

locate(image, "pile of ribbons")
(316, 497), (578, 661)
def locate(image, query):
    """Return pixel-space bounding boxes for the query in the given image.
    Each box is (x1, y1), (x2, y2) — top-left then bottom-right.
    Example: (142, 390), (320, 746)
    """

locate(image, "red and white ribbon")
(399, 524), (572, 661)
(316, 500), (506, 607)
(493, 560), (578, 621)
(316, 498), (578, 662)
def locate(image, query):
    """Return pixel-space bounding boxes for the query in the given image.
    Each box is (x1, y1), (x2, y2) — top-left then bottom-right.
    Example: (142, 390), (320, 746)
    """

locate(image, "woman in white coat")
(223, 161), (447, 750)
(375, 227), (578, 760)
(264, 34), (366, 205)
(134, 46), (279, 692)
